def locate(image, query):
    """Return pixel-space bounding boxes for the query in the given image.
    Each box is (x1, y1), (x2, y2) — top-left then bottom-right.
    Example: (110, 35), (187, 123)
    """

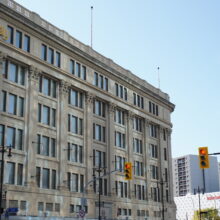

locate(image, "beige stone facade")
(0, 0), (176, 219)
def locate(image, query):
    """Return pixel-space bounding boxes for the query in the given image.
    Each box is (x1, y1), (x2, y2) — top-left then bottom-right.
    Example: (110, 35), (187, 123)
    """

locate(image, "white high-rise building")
(173, 155), (219, 197)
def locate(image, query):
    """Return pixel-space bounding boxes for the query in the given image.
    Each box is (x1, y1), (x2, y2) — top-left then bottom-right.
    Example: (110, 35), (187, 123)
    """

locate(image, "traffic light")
(198, 147), (209, 169)
(124, 162), (132, 180)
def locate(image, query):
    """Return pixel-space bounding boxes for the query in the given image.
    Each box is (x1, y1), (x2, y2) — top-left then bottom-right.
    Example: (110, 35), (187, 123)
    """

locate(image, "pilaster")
(127, 111), (134, 199)
(85, 92), (95, 194)
(25, 66), (41, 188)
(58, 80), (70, 190)
(108, 102), (116, 196)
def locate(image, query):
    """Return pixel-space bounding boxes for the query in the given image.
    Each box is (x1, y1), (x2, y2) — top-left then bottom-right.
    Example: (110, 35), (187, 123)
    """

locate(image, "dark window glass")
(56, 52), (61, 67)
(7, 26), (14, 44)
(0, 91), (7, 112)
(0, 125), (5, 146)
(48, 48), (54, 64)
(51, 138), (56, 157)
(42, 136), (49, 156)
(82, 66), (86, 80)
(51, 170), (56, 189)
(15, 30), (22, 49)
(41, 44), (47, 61)
(17, 129), (23, 150)
(76, 62), (80, 77)
(42, 168), (50, 189)
(42, 106), (50, 125)
(36, 167), (41, 187)
(8, 94), (17, 115)
(7, 162), (15, 184)
(6, 127), (15, 148)
(17, 164), (23, 185)
(18, 97), (24, 117)
(24, 35), (30, 52)
(70, 60), (75, 75)
(8, 63), (17, 83)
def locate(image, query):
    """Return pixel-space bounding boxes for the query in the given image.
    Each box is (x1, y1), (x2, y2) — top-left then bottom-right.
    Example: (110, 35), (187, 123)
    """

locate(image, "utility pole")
(0, 145), (12, 220)
(194, 186), (203, 220)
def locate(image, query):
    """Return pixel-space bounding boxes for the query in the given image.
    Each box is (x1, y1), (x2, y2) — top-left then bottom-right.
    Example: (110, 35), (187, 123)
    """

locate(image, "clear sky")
(15, 0), (220, 159)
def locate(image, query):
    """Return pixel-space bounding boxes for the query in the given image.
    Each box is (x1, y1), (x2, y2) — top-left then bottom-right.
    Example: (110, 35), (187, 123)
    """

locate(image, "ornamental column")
(58, 80), (70, 190)
(108, 103), (116, 196)
(85, 92), (95, 193)
(25, 66), (41, 187)
(127, 111), (134, 199)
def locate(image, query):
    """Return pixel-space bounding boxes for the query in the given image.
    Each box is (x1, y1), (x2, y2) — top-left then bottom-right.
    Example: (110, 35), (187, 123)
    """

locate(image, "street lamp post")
(0, 145), (12, 219)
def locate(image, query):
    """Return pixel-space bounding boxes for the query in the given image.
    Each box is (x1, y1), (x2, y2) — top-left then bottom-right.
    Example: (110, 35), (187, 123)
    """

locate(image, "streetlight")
(0, 145), (12, 219)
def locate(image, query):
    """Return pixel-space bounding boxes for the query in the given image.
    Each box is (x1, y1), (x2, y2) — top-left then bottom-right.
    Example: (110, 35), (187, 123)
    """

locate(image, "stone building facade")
(0, 0), (175, 219)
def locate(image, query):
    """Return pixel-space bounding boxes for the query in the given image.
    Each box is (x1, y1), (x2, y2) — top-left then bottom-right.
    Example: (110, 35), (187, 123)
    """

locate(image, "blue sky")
(15, 0), (220, 159)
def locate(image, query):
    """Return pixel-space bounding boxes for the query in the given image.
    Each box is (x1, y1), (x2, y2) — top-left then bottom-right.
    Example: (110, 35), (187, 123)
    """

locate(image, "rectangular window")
(51, 138), (56, 157)
(82, 65), (86, 80)
(0, 125), (5, 146)
(115, 83), (127, 101)
(36, 167), (41, 187)
(17, 129), (23, 150)
(8, 63), (17, 83)
(94, 100), (105, 117)
(51, 170), (56, 189)
(17, 163), (23, 185)
(69, 89), (83, 108)
(56, 52), (61, 67)
(164, 148), (167, 161)
(68, 115), (83, 135)
(93, 124), (105, 142)
(42, 168), (50, 189)
(15, 30), (22, 49)
(48, 48), (54, 64)
(115, 109), (125, 125)
(76, 62), (81, 77)
(150, 124), (158, 138)
(150, 144), (158, 158)
(8, 93), (17, 115)
(115, 131), (125, 148)
(94, 72), (108, 91)
(0, 91), (7, 112)
(6, 127), (15, 148)
(18, 97), (24, 117)
(38, 202), (44, 211)
(6, 162), (15, 184)
(46, 203), (53, 211)
(42, 105), (50, 125)
(41, 44), (47, 61)
(42, 136), (49, 156)
(72, 173), (78, 192)
(133, 93), (144, 109)
(149, 101), (159, 116)
(133, 138), (143, 154)
(7, 26), (14, 44)
(133, 117), (142, 132)
(24, 35), (30, 52)
(39, 75), (57, 98)
(20, 201), (27, 210)
(70, 60), (75, 75)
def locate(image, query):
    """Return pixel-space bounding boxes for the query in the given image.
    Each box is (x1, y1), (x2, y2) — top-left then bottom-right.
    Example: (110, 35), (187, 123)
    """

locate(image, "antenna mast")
(157, 67), (160, 89)
(91, 6), (93, 48)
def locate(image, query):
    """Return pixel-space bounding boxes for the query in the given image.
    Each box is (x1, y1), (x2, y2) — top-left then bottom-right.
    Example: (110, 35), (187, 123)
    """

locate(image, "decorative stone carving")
(128, 111), (135, 120)
(109, 103), (116, 115)
(0, 52), (7, 73)
(85, 92), (95, 105)
(28, 65), (41, 81)
(59, 80), (70, 94)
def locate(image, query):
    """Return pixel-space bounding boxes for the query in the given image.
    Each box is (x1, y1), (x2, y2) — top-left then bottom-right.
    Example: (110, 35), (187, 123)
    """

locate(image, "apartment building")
(173, 155), (219, 197)
(0, 0), (175, 219)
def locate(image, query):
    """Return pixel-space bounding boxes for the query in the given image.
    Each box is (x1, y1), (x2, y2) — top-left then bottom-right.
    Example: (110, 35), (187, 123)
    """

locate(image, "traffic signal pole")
(202, 169), (206, 193)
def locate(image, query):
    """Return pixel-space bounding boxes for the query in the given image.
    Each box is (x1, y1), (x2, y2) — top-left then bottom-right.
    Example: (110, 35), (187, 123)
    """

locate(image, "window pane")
(8, 63), (17, 83)
(6, 127), (15, 148)
(0, 125), (5, 146)
(51, 170), (56, 189)
(43, 78), (50, 96)
(51, 138), (56, 157)
(70, 60), (75, 74)
(70, 90), (77, 106)
(36, 167), (41, 187)
(24, 35), (30, 52)
(51, 109), (56, 127)
(41, 44), (47, 60)
(16, 30), (22, 48)
(76, 63), (80, 77)
(18, 67), (25, 85)
(72, 173), (78, 192)
(42, 106), (50, 125)
(17, 164), (23, 185)
(42, 168), (50, 189)
(0, 91), (7, 112)
(8, 94), (17, 115)
(48, 48), (54, 64)
(71, 116), (77, 134)
(82, 66), (86, 80)
(7, 26), (14, 44)
(42, 136), (49, 156)
(51, 80), (56, 98)
(18, 97), (24, 117)
(17, 129), (23, 150)
(6, 162), (15, 184)
(56, 52), (61, 67)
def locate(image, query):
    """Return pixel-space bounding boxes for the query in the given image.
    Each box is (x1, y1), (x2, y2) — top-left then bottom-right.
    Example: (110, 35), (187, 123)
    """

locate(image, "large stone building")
(0, 0), (175, 219)
(173, 155), (219, 197)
